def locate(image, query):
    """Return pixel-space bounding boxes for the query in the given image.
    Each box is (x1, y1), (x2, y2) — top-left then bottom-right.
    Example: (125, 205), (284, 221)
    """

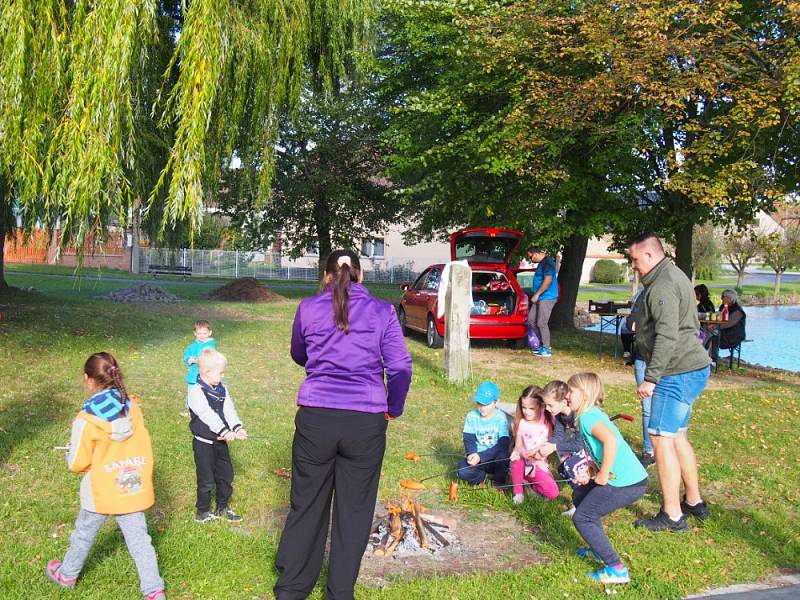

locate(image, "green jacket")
(636, 258), (711, 383)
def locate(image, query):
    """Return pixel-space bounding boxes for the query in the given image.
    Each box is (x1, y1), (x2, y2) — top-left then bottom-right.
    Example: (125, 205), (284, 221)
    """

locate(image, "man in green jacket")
(628, 233), (712, 532)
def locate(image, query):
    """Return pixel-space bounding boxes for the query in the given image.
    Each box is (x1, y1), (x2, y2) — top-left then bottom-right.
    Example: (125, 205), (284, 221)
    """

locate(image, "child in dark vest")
(187, 348), (247, 522)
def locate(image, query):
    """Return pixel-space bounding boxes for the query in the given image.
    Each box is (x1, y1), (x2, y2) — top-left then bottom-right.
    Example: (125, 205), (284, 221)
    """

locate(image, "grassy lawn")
(1, 272), (798, 599)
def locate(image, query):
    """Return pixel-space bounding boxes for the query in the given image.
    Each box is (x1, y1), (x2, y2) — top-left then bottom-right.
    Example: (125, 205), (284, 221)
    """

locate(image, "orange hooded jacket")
(66, 399), (154, 514)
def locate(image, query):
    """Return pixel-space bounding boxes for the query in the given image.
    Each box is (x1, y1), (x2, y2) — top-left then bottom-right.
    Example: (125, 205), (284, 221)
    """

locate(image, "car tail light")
(518, 293), (529, 317)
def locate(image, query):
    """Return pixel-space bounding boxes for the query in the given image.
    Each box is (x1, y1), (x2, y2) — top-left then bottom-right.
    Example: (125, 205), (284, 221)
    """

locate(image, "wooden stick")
(413, 502), (429, 549)
(373, 531), (392, 557)
(382, 532), (403, 558)
(419, 513), (457, 531)
(422, 520), (450, 547)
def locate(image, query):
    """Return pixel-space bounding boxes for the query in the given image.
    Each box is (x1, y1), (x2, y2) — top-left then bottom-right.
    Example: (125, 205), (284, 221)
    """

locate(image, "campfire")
(369, 498), (457, 558)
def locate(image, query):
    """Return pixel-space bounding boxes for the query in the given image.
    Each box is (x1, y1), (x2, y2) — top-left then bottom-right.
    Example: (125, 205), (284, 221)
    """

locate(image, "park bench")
(147, 264), (192, 279)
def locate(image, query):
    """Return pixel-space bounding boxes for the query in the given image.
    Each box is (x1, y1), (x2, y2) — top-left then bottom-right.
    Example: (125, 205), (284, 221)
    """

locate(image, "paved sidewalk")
(687, 574), (800, 599)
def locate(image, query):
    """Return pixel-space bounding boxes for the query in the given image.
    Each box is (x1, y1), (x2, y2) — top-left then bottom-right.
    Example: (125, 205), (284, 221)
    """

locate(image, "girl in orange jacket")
(46, 353), (166, 600)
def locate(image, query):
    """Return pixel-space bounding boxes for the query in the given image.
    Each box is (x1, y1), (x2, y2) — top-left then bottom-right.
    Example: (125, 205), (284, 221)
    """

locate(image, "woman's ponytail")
(325, 250), (361, 333)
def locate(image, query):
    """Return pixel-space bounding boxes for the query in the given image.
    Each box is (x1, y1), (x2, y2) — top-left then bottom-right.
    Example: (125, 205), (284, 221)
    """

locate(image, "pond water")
(583, 305), (797, 373)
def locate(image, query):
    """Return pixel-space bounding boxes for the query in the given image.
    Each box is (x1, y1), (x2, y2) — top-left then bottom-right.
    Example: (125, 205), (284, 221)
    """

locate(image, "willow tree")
(0, 0), (374, 288)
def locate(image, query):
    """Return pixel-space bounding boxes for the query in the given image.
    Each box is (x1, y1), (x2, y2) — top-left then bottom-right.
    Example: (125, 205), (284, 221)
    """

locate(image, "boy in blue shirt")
(527, 247), (559, 358)
(182, 319), (216, 413)
(456, 381), (510, 487)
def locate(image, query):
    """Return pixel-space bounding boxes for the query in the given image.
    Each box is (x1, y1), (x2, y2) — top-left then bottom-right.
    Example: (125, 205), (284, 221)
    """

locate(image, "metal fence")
(138, 247), (432, 284)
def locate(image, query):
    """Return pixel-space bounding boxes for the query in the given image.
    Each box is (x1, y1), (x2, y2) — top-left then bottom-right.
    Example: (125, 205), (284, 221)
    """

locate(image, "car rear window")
(455, 237), (518, 262)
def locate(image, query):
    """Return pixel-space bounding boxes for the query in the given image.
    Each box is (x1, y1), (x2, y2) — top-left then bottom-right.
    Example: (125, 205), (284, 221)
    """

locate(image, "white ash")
(369, 514), (458, 558)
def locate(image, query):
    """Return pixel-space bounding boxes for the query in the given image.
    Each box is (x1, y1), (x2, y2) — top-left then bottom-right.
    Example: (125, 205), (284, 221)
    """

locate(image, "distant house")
(280, 223), (449, 275)
(280, 226), (629, 284)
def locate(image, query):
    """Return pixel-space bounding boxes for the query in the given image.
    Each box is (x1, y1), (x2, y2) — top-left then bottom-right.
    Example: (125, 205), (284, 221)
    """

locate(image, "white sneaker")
(623, 351), (631, 359)
(512, 494), (524, 505)
(561, 504), (576, 517)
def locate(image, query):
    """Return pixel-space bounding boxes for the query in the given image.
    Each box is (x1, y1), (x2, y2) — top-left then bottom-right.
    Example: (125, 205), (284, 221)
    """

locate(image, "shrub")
(591, 259), (625, 284)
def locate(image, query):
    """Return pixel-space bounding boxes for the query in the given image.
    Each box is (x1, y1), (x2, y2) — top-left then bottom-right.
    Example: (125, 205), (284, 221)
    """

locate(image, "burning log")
(419, 513), (457, 531)
(413, 501), (429, 549)
(423, 521), (450, 547)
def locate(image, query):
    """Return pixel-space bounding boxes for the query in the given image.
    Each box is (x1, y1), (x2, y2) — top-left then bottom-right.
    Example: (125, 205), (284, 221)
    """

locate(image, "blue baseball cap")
(472, 381), (500, 405)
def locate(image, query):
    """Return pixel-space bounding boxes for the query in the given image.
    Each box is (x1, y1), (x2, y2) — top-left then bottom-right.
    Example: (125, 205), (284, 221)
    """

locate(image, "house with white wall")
(280, 224), (627, 283)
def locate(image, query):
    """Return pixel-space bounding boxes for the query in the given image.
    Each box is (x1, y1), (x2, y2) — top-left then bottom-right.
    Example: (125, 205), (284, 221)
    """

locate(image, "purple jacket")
(290, 283), (412, 417)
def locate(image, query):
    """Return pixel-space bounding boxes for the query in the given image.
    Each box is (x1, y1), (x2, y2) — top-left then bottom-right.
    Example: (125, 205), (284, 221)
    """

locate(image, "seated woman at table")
(694, 284), (715, 314)
(695, 284), (718, 351)
(716, 289), (746, 354)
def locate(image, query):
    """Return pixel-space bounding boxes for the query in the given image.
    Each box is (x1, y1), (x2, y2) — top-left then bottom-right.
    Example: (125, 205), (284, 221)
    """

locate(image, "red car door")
(402, 268), (432, 331)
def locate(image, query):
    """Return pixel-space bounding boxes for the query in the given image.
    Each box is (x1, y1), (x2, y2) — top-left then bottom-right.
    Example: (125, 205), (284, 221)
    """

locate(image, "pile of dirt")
(103, 284), (181, 303)
(208, 277), (284, 303)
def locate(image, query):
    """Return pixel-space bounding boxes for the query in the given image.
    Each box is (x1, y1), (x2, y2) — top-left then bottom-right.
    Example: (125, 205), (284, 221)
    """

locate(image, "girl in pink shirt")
(510, 386), (560, 503)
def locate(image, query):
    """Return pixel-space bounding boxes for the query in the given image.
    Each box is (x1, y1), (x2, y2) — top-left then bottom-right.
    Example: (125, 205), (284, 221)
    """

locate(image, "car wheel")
(508, 337), (528, 350)
(398, 307), (410, 336)
(426, 315), (444, 349)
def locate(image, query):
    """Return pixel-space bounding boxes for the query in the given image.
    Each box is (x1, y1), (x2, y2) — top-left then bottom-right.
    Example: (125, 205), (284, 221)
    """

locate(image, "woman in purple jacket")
(274, 249), (413, 600)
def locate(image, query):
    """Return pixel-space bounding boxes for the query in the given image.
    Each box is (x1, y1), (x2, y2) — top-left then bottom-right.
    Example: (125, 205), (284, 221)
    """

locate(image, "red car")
(399, 228), (530, 348)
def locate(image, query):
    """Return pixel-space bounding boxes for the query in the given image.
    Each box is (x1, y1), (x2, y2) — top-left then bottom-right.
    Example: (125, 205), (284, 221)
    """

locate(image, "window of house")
(361, 237), (385, 258)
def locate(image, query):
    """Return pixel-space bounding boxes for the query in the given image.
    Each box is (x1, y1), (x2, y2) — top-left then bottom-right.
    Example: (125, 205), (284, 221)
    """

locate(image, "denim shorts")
(648, 366), (710, 437)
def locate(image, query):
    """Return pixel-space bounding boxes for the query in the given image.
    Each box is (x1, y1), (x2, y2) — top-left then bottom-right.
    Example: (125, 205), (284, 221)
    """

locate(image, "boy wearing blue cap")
(456, 381), (510, 487)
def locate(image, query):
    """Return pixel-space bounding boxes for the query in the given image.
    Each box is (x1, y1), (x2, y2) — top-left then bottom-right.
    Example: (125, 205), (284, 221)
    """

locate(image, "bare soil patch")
(469, 346), (800, 391)
(470, 346), (636, 387)
(358, 502), (545, 587)
(208, 277), (286, 303)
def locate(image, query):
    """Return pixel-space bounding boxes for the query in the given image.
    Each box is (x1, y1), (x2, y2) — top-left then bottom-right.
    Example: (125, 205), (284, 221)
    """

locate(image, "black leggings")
(572, 479), (647, 566)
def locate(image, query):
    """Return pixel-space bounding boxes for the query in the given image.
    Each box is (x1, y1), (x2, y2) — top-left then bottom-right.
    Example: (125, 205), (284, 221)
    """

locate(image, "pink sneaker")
(46, 560), (76, 589)
(145, 590), (167, 600)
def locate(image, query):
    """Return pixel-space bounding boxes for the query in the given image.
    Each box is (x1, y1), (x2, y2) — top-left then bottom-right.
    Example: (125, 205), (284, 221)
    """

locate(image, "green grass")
(1, 272), (798, 599)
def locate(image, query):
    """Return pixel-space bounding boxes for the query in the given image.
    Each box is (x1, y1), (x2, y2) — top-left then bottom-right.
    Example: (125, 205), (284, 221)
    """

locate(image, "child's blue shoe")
(576, 546), (602, 562)
(588, 565), (630, 584)
(535, 346), (553, 358)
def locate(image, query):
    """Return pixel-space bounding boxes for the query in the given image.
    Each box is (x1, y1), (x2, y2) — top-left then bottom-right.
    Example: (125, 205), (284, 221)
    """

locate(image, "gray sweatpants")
(572, 479), (647, 566)
(58, 509), (164, 596)
(527, 299), (556, 348)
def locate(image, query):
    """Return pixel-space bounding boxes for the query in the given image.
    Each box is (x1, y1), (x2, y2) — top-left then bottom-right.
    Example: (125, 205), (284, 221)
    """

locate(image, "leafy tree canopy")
(0, 0), (375, 253)
(218, 81), (401, 271)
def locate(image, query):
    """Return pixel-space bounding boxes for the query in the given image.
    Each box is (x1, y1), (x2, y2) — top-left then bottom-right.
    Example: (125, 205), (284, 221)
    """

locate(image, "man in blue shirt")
(527, 247), (559, 357)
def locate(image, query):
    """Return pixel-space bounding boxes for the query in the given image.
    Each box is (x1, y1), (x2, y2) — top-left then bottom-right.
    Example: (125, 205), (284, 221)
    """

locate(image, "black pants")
(620, 333), (635, 354)
(192, 437), (233, 513)
(274, 407), (387, 600)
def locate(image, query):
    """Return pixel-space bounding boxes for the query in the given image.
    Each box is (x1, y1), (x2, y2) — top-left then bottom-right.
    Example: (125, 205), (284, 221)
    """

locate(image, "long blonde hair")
(566, 373), (605, 420)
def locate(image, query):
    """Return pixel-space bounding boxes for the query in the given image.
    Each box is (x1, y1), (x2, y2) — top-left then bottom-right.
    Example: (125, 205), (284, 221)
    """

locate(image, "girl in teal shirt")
(567, 372), (648, 585)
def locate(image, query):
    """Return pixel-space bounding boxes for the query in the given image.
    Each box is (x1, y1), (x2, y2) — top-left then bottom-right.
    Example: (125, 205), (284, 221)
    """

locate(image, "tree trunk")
(0, 209), (7, 291)
(130, 196), (142, 274)
(736, 269), (745, 289)
(313, 197), (332, 278)
(0, 179), (8, 290)
(549, 234), (588, 331)
(674, 221), (693, 279)
(774, 270), (782, 298)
